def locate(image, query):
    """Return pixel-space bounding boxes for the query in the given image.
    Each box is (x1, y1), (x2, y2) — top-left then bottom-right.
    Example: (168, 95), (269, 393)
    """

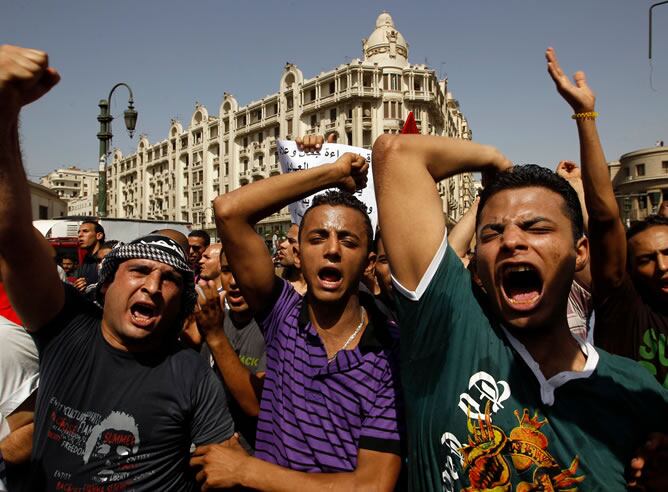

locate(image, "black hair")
(99, 240), (119, 250)
(627, 215), (668, 240)
(188, 229), (211, 247)
(476, 164), (584, 244)
(81, 220), (106, 242)
(299, 190), (373, 252)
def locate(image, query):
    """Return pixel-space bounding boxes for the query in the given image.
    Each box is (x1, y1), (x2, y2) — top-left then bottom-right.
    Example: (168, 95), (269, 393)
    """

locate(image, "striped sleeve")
(358, 358), (403, 455)
(258, 279), (300, 346)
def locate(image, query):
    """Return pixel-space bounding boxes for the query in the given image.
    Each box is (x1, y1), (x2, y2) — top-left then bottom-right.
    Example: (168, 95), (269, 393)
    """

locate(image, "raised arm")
(194, 280), (263, 417)
(0, 45), (63, 331)
(372, 134), (511, 291)
(448, 197), (479, 264)
(213, 139), (366, 314)
(546, 47), (626, 299)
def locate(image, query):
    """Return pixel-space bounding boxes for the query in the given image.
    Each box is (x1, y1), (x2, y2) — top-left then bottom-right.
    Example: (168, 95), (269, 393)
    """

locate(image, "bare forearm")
(577, 120), (619, 224)
(240, 457), (357, 492)
(0, 124), (33, 254)
(215, 163), (343, 227)
(375, 134), (505, 182)
(448, 200), (478, 258)
(207, 334), (262, 416)
(0, 422), (33, 464)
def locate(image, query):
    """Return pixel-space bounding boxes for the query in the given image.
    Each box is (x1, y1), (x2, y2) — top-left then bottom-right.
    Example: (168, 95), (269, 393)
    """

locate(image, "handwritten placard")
(277, 140), (377, 234)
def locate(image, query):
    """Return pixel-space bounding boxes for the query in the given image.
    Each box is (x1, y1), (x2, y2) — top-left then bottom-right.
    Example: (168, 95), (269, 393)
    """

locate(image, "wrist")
(239, 455), (260, 488)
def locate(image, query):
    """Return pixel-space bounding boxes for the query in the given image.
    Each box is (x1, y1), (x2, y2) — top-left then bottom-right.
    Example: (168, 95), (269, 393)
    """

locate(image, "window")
(662, 161), (668, 173)
(383, 74), (388, 90)
(224, 141), (229, 154)
(225, 162), (229, 176)
(310, 114), (317, 127)
(639, 195), (648, 210)
(258, 132), (264, 144)
(383, 101), (389, 118)
(39, 205), (49, 219)
(330, 108), (337, 121)
(243, 137), (248, 147)
(210, 126), (218, 138)
(309, 88), (316, 101)
(636, 163), (646, 177)
(623, 166), (630, 178)
(287, 118), (293, 135)
(329, 81), (335, 94)
(414, 78), (422, 91)
(286, 92), (293, 110)
(258, 155), (264, 167)
(390, 74), (400, 91)
(274, 126), (280, 138)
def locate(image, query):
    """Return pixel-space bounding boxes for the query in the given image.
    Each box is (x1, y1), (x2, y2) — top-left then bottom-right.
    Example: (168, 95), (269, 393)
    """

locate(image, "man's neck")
(510, 318), (586, 380)
(307, 291), (363, 340)
(87, 243), (100, 255)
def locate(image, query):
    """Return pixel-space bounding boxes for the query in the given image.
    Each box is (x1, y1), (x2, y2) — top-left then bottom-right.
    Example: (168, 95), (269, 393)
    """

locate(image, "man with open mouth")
(372, 48), (668, 491)
(191, 135), (403, 491)
(0, 45), (234, 490)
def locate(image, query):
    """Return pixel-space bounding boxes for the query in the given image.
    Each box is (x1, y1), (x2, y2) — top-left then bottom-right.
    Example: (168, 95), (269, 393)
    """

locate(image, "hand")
(628, 432), (668, 491)
(296, 133), (337, 152)
(190, 434), (250, 490)
(72, 277), (87, 292)
(335, 152), (368, 193)
(556, 160), (582, 181)
(194, 280), (225, 340)
(546, 47), (595, 113)
(0, 45), (60, 120)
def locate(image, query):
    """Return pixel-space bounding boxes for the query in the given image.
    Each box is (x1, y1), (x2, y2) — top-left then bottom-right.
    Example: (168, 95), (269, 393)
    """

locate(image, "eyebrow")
(480, 216), (557, 232)
(307, 228), (361, 240)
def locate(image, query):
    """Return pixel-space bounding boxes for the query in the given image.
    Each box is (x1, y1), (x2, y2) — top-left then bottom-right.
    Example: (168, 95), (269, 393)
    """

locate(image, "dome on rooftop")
(363, 12), (408, 68)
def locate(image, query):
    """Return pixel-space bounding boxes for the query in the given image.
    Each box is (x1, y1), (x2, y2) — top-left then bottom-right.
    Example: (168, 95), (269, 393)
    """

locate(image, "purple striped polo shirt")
(255, 280), (403, 472)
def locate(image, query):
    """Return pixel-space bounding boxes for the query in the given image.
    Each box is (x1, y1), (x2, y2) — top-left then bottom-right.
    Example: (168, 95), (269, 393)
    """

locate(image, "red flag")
(401, 111), (419, 134)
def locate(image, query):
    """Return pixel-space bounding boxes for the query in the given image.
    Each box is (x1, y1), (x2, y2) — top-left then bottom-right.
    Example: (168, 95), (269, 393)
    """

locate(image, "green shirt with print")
(394, 239), (668, 491)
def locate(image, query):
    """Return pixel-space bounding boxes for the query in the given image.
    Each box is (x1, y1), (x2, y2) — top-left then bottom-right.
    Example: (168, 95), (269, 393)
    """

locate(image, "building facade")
(28, 181), (67, 220)
(108, 12), (476, 238)
(40, 166), (98, 216)
(608, 145), (668, 223)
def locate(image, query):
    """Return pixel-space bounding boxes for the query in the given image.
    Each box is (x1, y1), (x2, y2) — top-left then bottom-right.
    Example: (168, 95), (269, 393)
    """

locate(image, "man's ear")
(364, 251), (377, 278)
(574, 235), (589, 273)
(96, 232), (104, 242)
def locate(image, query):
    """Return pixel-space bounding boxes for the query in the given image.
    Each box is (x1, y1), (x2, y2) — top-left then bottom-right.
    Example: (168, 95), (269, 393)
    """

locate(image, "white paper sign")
(277, 140), (377, 234)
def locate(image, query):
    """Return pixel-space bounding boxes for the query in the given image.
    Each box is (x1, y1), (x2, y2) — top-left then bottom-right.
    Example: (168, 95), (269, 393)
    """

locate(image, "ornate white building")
(108, 13), (476, 237)
(40, 166), (99, 215)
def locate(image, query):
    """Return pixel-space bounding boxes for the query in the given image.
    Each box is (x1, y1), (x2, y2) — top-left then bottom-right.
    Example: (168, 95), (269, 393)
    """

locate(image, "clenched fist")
(0, 45), (60, 121)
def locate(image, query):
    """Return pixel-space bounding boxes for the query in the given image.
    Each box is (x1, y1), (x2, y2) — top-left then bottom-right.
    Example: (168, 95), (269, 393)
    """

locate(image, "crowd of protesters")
(0, 43), (667, 491)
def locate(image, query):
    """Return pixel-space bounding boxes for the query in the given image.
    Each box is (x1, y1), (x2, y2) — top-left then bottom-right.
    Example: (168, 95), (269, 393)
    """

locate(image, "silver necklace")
(327, 307), (366, 362)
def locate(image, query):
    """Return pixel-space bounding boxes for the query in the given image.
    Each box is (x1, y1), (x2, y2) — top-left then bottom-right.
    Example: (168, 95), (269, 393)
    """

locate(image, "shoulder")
(596, 349), (668, 400)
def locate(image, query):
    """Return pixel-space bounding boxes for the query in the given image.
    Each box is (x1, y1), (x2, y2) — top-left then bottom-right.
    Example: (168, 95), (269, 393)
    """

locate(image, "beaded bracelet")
(571, 111), (598, 120)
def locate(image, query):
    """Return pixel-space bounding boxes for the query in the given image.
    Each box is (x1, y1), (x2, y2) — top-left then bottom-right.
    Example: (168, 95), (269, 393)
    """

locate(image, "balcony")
(325, 122), (337, 131)
(362, 116), (372, 127)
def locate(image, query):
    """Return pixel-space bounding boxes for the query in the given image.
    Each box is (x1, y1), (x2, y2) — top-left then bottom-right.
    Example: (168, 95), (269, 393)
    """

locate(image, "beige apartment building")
(40, 166), (99, 216)
(608, 145), (668, 223)
(107, 13), (476, 238)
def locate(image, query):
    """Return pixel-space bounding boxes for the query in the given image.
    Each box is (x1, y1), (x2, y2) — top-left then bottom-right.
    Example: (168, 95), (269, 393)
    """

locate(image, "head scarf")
(96, 235), (197, 320)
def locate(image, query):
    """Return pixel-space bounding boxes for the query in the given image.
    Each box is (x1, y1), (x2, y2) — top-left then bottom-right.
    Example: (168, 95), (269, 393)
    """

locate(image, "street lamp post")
(97, 83), (138, 217)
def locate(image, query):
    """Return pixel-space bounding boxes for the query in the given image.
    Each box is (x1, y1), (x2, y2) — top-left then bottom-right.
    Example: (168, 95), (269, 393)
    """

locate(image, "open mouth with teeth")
(317, 266), (343, 290)
(501, 264), (543, 310)
(130, 302), (159, 327)
(226, 289), (245, 305)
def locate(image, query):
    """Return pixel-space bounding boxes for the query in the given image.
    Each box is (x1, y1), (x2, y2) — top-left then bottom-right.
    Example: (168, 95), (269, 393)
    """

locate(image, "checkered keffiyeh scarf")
(96, 235), (197, 317)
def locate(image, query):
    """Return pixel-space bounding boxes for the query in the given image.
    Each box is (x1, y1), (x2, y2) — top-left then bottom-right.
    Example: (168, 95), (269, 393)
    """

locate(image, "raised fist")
(335, 152), (368, 193)
(0, 45), (60, 119)
(556, 160), (582, 181)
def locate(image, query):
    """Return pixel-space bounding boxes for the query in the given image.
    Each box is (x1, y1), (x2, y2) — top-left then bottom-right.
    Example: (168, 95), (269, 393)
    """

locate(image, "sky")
(2, 0), (667, 181)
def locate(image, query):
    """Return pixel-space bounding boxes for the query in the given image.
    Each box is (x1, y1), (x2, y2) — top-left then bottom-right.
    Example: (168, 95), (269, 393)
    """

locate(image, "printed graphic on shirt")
(639, 328), (668, 388)
(439, 371), (586, 492)
(46, 397), (155, 488)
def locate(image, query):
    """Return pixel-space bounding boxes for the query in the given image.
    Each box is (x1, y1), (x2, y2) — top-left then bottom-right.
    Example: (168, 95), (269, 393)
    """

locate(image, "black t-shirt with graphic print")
(28, 284), (234, 491)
